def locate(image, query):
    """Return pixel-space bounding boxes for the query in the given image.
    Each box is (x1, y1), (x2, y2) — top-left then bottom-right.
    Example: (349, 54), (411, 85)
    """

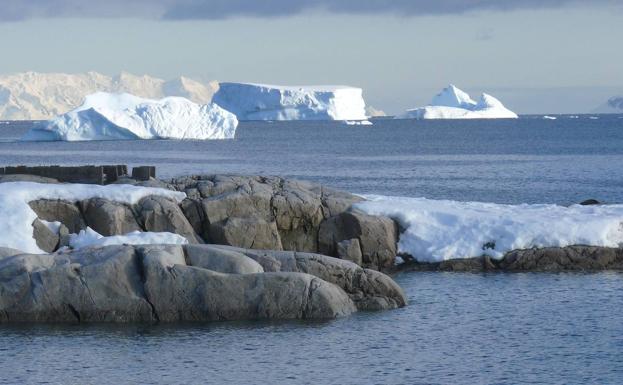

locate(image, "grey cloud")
(0, 0), (616, 21)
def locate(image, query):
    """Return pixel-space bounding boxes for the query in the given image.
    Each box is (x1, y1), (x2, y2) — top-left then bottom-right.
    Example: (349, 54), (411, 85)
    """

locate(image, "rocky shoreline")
(0, 172), (622, 323)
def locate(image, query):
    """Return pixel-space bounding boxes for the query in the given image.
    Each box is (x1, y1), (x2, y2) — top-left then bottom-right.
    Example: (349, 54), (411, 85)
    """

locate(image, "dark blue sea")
(0, 115), (622, 384)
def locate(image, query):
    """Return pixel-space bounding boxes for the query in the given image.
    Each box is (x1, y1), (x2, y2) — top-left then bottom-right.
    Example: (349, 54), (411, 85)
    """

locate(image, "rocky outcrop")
(0, 244), (405, 323)
(25, 174), (399, 270)
(392, 246), (623, 273)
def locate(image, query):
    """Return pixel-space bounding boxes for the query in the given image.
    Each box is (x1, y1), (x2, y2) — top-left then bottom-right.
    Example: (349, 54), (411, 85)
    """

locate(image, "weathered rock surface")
(29, 199), (85, 234)
(32, 219), (59, 253)
(209, 245), (407, 311)
(393, 246), (623, 273)
(24, 174), (399, 269)
(0, 244), (404, 323)
(0, 174), (59, 184)
(319, 211), (398, 270)
(80, 198), (141, 236)
(138, 195), (201, 243)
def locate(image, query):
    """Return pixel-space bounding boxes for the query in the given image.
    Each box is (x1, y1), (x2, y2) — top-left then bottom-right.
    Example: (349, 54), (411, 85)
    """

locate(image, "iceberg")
(396, 85), (518, 120)
(356, 195), (623, 263)
(212, 82), (368, 121)
(20, 92), (238, 141)
(592, 96), (623, 114)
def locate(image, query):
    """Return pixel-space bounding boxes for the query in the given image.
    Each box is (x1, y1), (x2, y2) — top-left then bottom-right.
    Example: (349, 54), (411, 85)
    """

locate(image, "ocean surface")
(1, 116), (623, 384)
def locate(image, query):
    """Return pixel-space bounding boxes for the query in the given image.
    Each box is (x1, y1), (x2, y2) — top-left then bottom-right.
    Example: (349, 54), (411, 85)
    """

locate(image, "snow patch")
(212, 82), (368, 121)
(69, 227), (188, 250)
(396, 85), (518, 120)
(20, 92), (238, 141)
(356, 195), (623, 263)
(0, 181), (185, 253)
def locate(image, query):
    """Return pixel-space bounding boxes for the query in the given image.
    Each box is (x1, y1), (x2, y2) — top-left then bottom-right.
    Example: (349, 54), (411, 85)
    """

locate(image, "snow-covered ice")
(0, 181), (186, 253)
(20, 92), (238, 141)
(212, 83), (369, 121)
(356, 195), (623, 263)
(69, 227), (187, 250)
(396, 85), (518, 120)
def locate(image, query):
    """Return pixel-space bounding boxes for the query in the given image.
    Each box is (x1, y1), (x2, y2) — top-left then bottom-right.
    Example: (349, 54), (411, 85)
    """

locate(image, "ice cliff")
(212, 83), (369, 121)
(20, 92), (238, 141)
(396, 85), (518, 119)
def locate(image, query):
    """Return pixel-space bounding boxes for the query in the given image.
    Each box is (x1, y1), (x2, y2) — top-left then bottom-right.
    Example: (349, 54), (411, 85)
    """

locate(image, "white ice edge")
(356, 195), (623, 263)
(69, 227), (188, 250)
(0, 182), (186, 254)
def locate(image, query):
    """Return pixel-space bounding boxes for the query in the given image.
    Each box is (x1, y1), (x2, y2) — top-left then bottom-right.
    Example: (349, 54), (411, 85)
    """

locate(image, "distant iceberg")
(21, 92), (238, 141)
(396, 85), (518, 120)
(592, 96), (623, 114)
(212, 82), (368, 121)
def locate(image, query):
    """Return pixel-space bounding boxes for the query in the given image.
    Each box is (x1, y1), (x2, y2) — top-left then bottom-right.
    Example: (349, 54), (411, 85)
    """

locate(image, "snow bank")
(356, 195), (623, 263)
(20, 92), (238, 141)
(0, 181), (186, 253)
(396, 85), (518, 120)
(212, 83), (368, 121)
(69, 227), (187, 249)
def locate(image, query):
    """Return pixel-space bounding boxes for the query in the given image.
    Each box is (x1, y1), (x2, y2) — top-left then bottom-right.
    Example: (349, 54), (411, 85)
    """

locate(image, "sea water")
(0, 116), (622, 384)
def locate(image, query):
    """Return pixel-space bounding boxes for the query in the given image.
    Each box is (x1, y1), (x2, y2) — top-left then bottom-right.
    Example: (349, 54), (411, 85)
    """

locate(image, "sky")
(0, 0), (622, 114)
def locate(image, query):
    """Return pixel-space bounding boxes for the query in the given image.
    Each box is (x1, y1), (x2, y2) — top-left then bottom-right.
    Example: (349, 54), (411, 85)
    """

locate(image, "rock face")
(25, 174), (399, 270)
(0, 244), (405, 323)
(393, 246), (623, 273)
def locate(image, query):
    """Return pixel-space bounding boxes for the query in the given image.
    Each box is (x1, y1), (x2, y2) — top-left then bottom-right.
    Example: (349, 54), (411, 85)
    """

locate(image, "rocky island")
(0, 169), (622, 323)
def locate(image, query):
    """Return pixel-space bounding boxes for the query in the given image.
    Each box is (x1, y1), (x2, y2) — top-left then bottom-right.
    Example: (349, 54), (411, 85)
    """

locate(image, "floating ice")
(0, 181), (186, 253)
(357, 195), (623, 262)
(212, 83), (368, 121)
(20, 92), (238, 141)
(396, 85), (518, 120)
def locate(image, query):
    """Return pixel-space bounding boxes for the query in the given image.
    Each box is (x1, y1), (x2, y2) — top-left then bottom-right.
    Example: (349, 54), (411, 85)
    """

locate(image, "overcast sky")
(0, 0), (621, 114)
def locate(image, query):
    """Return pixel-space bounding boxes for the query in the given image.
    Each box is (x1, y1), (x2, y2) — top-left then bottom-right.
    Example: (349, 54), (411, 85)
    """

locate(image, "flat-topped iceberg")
(20, 92), (238, 141)
(396, 85), (518, 120)
(212, 82), (368, 121)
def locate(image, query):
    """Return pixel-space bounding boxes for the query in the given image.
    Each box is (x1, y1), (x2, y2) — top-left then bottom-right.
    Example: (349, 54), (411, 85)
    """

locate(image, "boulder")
(337, 239), (363, 266)
(0, 244), (405, 323)
(209, 218), (282, 250)
(138, 195), (201, 243)
(213, 245), (408, 311)
(184, 244), (264, 274)
(319, 211), (398, 270)
(80, 198), (141, 236)
(28, 199), (86, 234)
(32, 219), (60, 253)
(0, 248), (23, 259)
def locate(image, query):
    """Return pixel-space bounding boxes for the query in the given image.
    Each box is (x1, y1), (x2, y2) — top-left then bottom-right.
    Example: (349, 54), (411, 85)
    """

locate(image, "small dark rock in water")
(580, 199), (600, 205)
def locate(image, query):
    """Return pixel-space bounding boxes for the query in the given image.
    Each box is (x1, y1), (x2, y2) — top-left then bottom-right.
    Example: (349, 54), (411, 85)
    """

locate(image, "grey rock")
(138, 195), (201, 243)
(319, 211), (398, 270)
(212, 245), (407, 311)
(209, 218), (283, 250)
(0, 248), (24, 259)
(28, 199), (86, 234)
(80, 198), (141, 236)
(337, 238), (363, 266)
(394, 246), (623, 273)
(32, 219), (60, 253)
(580, 199), (600, 206)
(184, 244), (264, 274)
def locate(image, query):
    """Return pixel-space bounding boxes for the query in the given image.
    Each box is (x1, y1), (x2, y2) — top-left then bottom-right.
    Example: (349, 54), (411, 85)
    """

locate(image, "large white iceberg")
(357, 195), (623, 263)
(212, 82), (368, 121)
(20, 92), (238, 141)
(396, 85), (518, 120)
